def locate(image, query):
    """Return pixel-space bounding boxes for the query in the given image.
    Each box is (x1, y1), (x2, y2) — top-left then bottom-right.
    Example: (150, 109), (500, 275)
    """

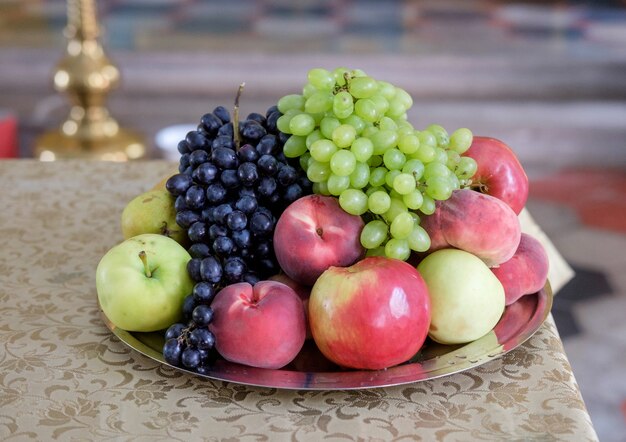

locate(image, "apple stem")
(138, 251), (152, 278)
(233, 82), (245, 151)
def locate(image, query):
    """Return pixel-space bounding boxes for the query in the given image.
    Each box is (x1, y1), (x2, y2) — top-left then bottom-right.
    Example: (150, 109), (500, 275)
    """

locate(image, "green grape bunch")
(277, 67), (478, 262)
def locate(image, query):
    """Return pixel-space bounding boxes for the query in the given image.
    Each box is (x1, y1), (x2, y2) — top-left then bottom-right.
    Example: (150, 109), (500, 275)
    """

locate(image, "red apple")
(492, 233), (549, 305)
(308, 256), (431, 370)
(269, 273), (312, 339)
(421, 189), (521, 267)
(464, 136), (529, 215)
(273, 194), (365, 286)
(208, 281), (306, 369)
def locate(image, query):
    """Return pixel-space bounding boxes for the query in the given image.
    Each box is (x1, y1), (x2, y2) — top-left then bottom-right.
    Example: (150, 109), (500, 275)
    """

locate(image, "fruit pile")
(96, 67), (549, 374)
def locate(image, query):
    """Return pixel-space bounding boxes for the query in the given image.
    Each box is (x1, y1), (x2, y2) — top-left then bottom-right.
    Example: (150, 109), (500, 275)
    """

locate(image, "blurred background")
(0, 0), (625, 439)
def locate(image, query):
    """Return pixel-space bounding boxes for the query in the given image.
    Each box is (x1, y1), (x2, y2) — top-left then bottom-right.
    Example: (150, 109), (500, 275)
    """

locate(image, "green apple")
(417, 249), (505, 345)
(121, 189), (187, 245)
(96, 233), (194, 332)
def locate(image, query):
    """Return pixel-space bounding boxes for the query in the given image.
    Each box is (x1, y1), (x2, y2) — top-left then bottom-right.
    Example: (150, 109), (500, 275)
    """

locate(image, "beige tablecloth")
(0, 160), (597, 441)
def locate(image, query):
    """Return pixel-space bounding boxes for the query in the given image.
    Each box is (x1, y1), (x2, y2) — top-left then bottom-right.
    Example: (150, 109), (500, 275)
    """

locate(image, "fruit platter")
(96, 67), (553, 390)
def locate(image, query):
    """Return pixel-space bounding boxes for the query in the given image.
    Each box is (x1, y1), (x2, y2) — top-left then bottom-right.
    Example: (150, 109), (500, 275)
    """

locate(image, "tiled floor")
(528, 168), (626, 442)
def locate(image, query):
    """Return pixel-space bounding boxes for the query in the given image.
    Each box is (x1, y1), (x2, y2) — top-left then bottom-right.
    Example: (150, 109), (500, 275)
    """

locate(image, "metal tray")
(100, 282), (552, 390)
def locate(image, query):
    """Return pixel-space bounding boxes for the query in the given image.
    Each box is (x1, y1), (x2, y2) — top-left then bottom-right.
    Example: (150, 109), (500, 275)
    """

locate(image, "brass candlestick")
(35, 0), (145, 161)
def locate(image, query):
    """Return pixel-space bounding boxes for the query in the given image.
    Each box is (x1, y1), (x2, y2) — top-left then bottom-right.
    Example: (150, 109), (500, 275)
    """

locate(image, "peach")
(421, 189), (521, 267)
(492, 233), (549, 305)
(273, 195), (364, 286)
(208, 281), (306, 369)
(269, 273), (312, 339)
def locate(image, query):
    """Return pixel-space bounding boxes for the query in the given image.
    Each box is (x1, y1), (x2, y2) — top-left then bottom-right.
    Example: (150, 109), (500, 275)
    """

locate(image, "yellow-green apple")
(273, 194), (364, 285)
(269, 273), (312, 339)
(208, 281), (306, 369)
(121, 189), (187, 245)
(96, 233), (194, 332)
(492, 233), (549, 305)
(417, 249), (505, 344)
(464, 136), (529, 215)
(308, 256), (431, 370)
(420, 189), (521, 267)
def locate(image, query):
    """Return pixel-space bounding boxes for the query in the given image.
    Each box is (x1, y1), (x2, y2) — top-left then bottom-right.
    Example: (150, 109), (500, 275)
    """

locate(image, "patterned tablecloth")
(0, 160), (597, 441)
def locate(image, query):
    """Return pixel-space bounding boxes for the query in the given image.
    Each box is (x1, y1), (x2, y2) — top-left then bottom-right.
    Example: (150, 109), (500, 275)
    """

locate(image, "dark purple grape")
(186, 130), (212, 151)
(163, 338), (184, 366)
(213, 106), (231, 124)
(189, 149), (209, 168)
(243, 272), (261, 285)
(191, 305), (215, 328)
(265, 111), (280, 133)
(174, 195), (188, 211)
(181, 347), (202, 369)
(250, 211), (273, 236)
(164, 323), (186, 341)
(235, 195), (257, 214)
(186, 258), (202, 282)
(211, 147), (238, 169)
(213, 203), (233, 225)
(166, 173), (193, 196)
(220, 169), (240, 189)
(241, 120), (266, 141)
(226, 210), (247, 231)
(237, 162), (259, 186)
(182, 294), (197, 320)
(246, 112), (266, 126)
(217, 122), (234, 137)
(283, 183), (303, 204)
(200, 257), (222, 283)
(179, 154), (190, 172)
(224, 257), (246, 282)
(188, 243), (211, 259)
(259, 258), (278, 275)
(184, 185), (206, 209)
(187, 221), (208, 243)
(213, 236), (234, 256)
(208, 223), (228, 240)
(256, 135), (278, 156)
(255, 240), (272, 257)
(177, 140), (190, 154)
(192, 162), (219, 185)
(212, 136), (235, 152)
(237, 144), (259, 162)
(257, 177), (277, 198)
(206, 183), (227, 204)
(257, 155), (278, 176)
(192, 282), (215, 304)
(232, 229), (252, 249)
(277, 165), (298, 186)
(175, 210), (200, 229)
(200, 113), (222, 135)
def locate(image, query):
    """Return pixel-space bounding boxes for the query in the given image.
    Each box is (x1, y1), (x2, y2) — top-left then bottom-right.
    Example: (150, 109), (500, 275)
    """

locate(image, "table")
(0, 160), (598, 441)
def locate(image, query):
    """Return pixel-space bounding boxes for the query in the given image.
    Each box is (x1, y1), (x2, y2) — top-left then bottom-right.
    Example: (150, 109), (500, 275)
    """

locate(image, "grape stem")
(233, 82), (245, 151)
(138, 251), (152, 278)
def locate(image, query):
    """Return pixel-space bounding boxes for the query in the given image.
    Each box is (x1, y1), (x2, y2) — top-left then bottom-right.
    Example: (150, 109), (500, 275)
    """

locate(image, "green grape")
(420, 194), (436, 215)
(304, 91), (333, 114)
(371, 130), (398, 155)
(360, 220), (389, 249)
(308, 68), (335, 91)
(427, 124), (450, 147)
(433, 147), (448, 164)
(398, 134), (420, 154)
(366, 185), (384, 196)
(361, 125), (378, 139)
(349, 76), (378, 99)
(339, 189), (368, 216)
(385, 169), (401, 188)
(289, 113), (315, 136)
(383, 148), (406, 170)
(369, 167), (387, 187)
(393, 173), (416, 195)
(402, 190), (424, 210)
(276, 113), (295, 134)
(394, 87), (413, 109)
(385, 238), (410, 261)
(396, 120), (414, 132)
(320, 116), (341, 139)
(409, 211), (420, 223)
(350, 68), (367, 77)
(449, 128), (473, 154)
(382, 198), (408, 223)
(350, 137), (374, 162)
(425, 176), (454, 200)
(349, 162), (370, 188)
(310, 139), (338, 162)
(330, 149), (357, 176)
(312, 180), (330, 195)
(424, 161), (451, 179)
(389, 189), (401, 200)
(446, 150), (461, 170)
(368, 191), (391, 214)
(341, 114), (366, 135)
(390, 212), (414, 239)
(370, 95), (390, 116)
(277, 94), (304, 113)
(299, 152), (311, 171)
(283, 135), (308, 158)
(332, 124), (357, 148)
(449, 173), (460, 190)
(305, 129), (323, 148)
(412, 144), (436, 163)
(407, 224), (431, 252)
(418, 130), (437, 147)
(354, 99), (378, 123)
(366, 246), (386, 257)
(333, 91), (354, 119)
(368, 155), (383, 167)
(455, 156), (478, 180)
(302, 83), (317, 98)
(307, 159), (331, 183)
(327, 174), (351, 195)
(378, 116), (397, 131)
(333, 67), (350, 86)
(402, 159), (425, 180)
(377, 80), (396, 100)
